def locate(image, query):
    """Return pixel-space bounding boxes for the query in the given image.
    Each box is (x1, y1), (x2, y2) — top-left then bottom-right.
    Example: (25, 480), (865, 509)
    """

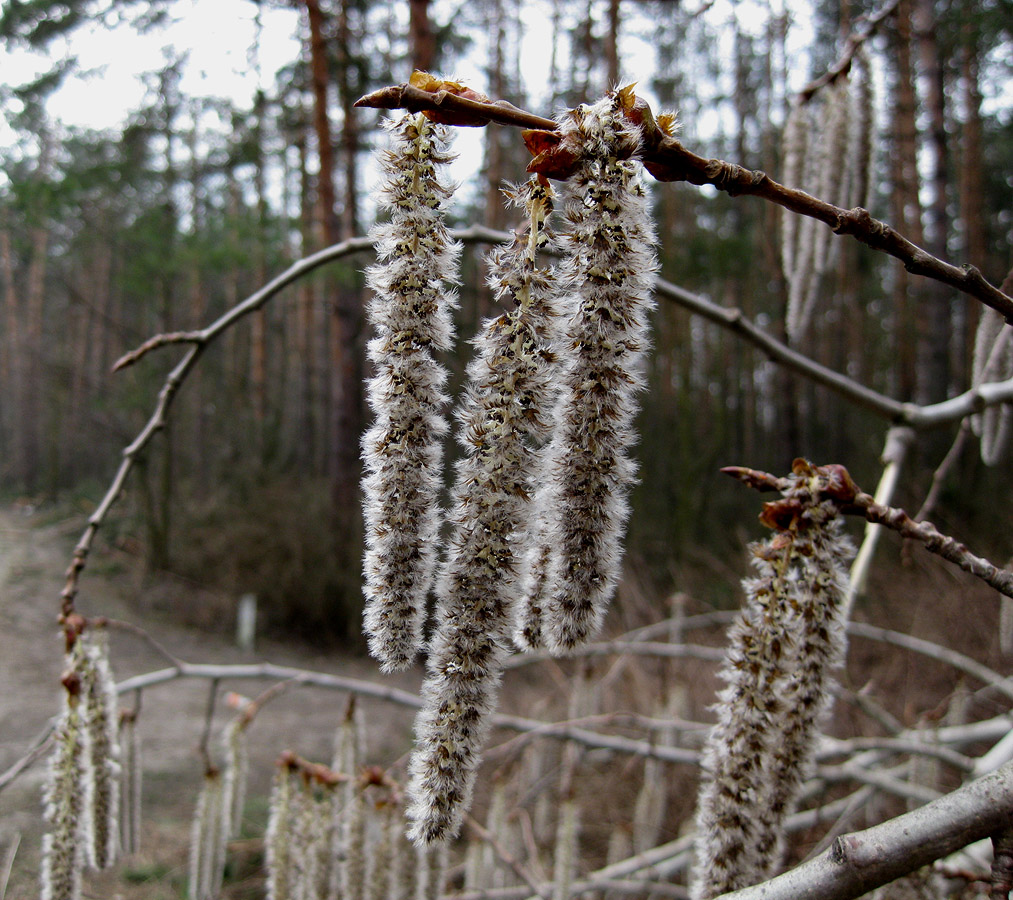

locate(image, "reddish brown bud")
(524, 129), (583, 180)
(759, 497), (804, 531)
(819, 464), (860, 503)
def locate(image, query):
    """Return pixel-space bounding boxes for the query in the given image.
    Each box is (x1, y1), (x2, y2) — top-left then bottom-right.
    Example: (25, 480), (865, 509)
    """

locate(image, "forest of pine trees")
(0, 0), (1010, 642)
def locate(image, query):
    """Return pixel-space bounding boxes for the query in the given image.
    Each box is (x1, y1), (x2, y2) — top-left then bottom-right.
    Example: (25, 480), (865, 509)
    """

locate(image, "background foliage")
(1, 0), (1011, 643)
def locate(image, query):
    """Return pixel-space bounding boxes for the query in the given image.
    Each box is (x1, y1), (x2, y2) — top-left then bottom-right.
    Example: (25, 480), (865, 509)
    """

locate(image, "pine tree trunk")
(913, 0), (952, 407)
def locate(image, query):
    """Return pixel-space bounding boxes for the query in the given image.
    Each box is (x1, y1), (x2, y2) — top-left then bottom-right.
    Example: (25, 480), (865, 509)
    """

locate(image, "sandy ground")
(0, 504), (424, 899)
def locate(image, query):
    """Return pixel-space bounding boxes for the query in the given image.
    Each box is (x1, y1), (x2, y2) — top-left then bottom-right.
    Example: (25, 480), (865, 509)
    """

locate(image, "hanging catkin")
(971, 307), (1013, 465)
(532, 90), (658, 654)
(406, 177), (559, 845)
(785, 77), (852, 343)
(41, 644), (90, 900)
(362, 112), (460, 672)
(690, 461), (854, 899)
(80, 630), (120, 872)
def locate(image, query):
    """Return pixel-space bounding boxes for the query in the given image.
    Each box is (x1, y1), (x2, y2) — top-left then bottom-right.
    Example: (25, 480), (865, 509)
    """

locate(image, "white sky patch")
(2, 0), (299, 139)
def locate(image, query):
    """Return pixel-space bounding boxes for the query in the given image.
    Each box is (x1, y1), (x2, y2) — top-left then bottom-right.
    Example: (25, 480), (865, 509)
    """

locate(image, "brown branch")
(354, 82), (557, 130)
(723, 463), (1013, 599)
(355, 84), (1013, 322)
(795, 0), (902, 102)
(277, 750), (346, 787)
(61, 236), (375, 617)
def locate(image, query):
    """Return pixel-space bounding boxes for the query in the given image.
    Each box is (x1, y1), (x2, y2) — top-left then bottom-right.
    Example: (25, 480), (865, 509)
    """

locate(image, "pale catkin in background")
(220, 716), (249, 841)
(81, 631), (120, 872)
(118, 710), (142, 857)
(362, 112), (460, 672)
(265, 766), (294, 900)
(551, 798), (580, 900)
(188, 770), (225, 900)
(786, 78), (852, 343)
(971, 307), (1013, 464)
(40, 648), (90, 900)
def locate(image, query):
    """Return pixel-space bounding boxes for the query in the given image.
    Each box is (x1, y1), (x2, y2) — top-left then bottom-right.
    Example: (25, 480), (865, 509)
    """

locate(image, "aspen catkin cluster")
(690, 460), (854, 899)
(364, 88), (661, 845)
(362, 112), (460, 672)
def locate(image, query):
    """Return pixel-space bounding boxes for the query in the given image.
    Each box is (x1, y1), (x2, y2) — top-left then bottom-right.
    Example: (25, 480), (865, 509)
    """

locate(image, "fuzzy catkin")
(221, 716), (249, 841)
(533, 92), (658, 654)
(362, 112), (460, 672)
(266, 766), (295, 900)
(189, 769), (226, 900)
(118, 710), (142, 856)
(752, 496), (852, 871)
(690, 465), (854, 899)
(41, 656), (90, 900)
(971, 307), (1013, 465)
(81, 631), (120, 871)
(406, 178), (559, 845)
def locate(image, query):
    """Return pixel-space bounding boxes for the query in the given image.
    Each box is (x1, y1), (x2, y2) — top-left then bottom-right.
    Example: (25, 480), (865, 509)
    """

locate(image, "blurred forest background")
(0, 0), (1010, 645)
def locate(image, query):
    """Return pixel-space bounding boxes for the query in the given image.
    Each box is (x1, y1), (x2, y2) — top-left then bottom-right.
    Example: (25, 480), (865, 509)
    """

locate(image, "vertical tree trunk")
(957, 3), (986, 388)
(888, 0), (923, 403)
(409, 0), (436, 72)
(303, 0), (362, 515)
(605, 0), (621, 87)
(913, 0), (952, 407)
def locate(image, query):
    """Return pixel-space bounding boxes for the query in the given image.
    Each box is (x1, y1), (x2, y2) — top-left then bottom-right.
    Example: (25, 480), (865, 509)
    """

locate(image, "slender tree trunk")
(958, 3), (986, 388)
(913, 0), (952, 406)
(888, 0), (923, 403)
(605, 0), (621, 87)
(303, 0), (361, 514)
(409, 0), (436, 73)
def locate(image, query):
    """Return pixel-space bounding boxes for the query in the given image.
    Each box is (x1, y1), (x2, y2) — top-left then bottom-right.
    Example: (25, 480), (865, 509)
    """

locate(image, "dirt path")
(0, 504), (422, 899)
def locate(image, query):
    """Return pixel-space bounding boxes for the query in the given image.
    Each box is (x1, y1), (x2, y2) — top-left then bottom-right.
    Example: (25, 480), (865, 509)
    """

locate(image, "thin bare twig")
(61, 235), (375, 618)
(465, 814), (549, 900)
(0, 724), (54, 793)
(794, 0), (901, 101)
(723, 464), (1013, 599)
(197, 677), (220, 773)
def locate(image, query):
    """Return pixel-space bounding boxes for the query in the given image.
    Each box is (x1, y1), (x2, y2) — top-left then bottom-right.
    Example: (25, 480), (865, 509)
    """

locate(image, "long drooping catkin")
(532, 91), (658, 654)
(41, 650), (90, 900)
(80, 630), (120, 872)
(406, 178), (559, 845)
(972, 307), (1013, 464)
(690, 461), (854, 899)
(362, 112), (460, 672)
